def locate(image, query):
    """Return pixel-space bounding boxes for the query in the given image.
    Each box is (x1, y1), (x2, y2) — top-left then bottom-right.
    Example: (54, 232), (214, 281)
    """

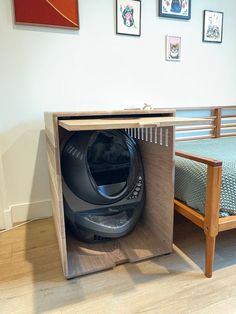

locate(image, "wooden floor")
(1, 216), (236, 314)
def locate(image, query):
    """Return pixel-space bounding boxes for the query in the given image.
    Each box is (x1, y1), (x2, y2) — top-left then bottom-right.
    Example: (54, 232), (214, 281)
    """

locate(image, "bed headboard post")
(213, 108), (222, 138)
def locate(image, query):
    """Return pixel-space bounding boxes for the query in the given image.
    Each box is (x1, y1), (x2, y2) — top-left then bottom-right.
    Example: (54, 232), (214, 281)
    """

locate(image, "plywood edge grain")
(44, 112), (59, 149)
(45, 109), (176, 118)
(59, 117), (210, 132)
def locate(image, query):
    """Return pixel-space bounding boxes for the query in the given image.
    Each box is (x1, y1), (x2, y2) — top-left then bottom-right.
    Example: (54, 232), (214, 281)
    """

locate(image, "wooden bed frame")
(174, 105), (236, 278)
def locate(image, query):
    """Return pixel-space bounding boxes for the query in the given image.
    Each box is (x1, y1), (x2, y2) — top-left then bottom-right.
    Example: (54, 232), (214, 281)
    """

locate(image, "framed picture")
(159, 0), (191, 20)
(166, 35), (181, 61)
(116, 0), (141, 36)
(14, 0), (79, 30)
(203, 10), (224, 43)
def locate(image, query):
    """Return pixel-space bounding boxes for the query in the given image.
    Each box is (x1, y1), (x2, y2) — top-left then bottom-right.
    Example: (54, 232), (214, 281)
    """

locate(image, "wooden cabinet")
(44, 109), (205, 279)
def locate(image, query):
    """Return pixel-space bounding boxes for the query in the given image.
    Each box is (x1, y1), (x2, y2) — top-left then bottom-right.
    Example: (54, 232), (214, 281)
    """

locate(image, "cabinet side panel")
(45, 114), (69, 277)
(139, 127), (174, 253)
(44, 113), (58, 148)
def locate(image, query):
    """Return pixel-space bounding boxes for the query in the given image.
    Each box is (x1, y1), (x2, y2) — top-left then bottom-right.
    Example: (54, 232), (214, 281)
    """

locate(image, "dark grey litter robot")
(61, 130), (145, 243)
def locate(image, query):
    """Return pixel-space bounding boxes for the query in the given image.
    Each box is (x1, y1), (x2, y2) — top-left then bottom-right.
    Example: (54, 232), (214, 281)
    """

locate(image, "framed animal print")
(116, 0), (141, 36)
(166, 35), (181, 61)
(159, 0), (191, 20)
(203, 10), (224, 43)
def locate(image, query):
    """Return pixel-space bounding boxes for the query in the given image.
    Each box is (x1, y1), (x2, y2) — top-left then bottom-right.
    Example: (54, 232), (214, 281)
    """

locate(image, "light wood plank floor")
(1, 216), (236, 314)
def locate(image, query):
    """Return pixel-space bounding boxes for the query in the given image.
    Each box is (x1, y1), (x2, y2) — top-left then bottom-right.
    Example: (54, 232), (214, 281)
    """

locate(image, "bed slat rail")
(176, 106), (236, 141)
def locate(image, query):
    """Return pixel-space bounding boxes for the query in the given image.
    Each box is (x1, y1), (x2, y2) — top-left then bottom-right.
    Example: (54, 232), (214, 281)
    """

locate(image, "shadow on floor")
(2, 210), (236, 313)
(4, 124), (235, 313)
(174, 213), (236, 273)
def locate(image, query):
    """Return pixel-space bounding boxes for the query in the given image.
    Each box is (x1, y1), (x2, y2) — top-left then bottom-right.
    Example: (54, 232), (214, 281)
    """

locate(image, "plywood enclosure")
(45, 110), (206, 279)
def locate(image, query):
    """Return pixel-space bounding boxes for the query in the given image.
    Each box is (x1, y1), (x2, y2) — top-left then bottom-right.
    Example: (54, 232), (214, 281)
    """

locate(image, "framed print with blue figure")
(159, 0), (191, 20)
(116, 0), (141, 36)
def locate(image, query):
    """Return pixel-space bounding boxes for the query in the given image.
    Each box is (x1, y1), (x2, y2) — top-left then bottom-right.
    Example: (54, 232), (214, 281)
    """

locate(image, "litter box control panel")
(127, 176), (143, 200)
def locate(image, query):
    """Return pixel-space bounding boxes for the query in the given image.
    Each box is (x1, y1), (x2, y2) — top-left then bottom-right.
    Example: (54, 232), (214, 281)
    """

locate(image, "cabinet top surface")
(45, 109), (176, 118)
(59, 117), (210, 131)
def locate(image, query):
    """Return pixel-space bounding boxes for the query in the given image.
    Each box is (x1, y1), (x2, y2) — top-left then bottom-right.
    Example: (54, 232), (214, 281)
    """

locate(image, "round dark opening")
(87, 131), (131, 197)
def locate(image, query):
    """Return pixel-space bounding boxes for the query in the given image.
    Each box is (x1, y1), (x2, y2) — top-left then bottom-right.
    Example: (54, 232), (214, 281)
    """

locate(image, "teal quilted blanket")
(175, 137), (236, 217)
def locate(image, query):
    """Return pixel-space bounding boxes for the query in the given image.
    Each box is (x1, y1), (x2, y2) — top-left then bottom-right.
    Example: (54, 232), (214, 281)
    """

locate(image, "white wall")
(0, 0), (236, 222)
(0, 143), (8, 229)
(0, 211), (4, 230)
(0, 173), (6, 229)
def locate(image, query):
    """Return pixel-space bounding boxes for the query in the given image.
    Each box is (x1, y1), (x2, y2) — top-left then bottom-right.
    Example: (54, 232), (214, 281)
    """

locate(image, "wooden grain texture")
(222, 115), (236, 119)
(45, 113), (69, 277)
(174, 105), (236, 110)
(3, 217), (236, 313)
(176, 125), (215, 132)
(66, 235), (117, 278)
(205, 235), (216, 278)
(176, 150), (222, 167)
(174, 199), (204, 229)
(119, 223), (168, 262)
(46, 108), (176, 118)
(66, 233), (129, 278)
(221, 123), (236, 129)
(175, 106), (236, 141)
(204, 166), (222, 238)
(44, 112), (58, 148)
(213, 108), (222, 138)
(174, 105), (236, 277)
(221, 133), (236, 137)
(176, 135), (215, 141)
(59, 117), (209, 131)
(204, 165), (222, 278)
(45, 109), (181, 278)
(219, 216), (236, 231)
(139, 127), (174, 253)
(174, 150), (222, 277)
(64, 126), (175, 277)
(46, 139), (68, 276)
(66, 220), (170, 278)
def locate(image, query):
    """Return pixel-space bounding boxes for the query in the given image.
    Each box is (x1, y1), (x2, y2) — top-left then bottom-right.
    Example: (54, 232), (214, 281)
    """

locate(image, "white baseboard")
(9, 199), (52, 224)
(3, 208), (12, 229)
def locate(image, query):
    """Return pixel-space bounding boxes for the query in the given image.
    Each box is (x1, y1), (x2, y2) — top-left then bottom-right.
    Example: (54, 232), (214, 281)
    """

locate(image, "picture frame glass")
(166, 36), (181, 61)
(159, 0), (191, 19)
(116, 0), (141, 36)
(203, 11), (223, 43)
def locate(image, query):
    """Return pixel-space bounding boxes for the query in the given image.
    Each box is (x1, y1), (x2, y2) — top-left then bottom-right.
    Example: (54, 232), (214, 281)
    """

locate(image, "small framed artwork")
(116, 0), (141, 36)
(159, 0), (191, 20)
(166, 35), (181, 61)
(14, 0), (79, 30)
(203, 10), (224, 43)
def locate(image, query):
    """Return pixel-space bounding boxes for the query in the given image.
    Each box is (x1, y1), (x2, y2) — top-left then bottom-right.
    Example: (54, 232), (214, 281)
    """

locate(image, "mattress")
(175, 137), (236, 217)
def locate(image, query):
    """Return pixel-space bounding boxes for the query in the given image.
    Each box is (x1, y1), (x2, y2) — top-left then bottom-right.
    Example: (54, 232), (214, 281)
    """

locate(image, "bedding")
(175, 137), (236, 217)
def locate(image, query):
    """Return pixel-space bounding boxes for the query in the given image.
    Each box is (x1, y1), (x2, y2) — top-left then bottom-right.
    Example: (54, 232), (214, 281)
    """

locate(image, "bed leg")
(205, 234), (216, 278)
(204, 165), (221, 278)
